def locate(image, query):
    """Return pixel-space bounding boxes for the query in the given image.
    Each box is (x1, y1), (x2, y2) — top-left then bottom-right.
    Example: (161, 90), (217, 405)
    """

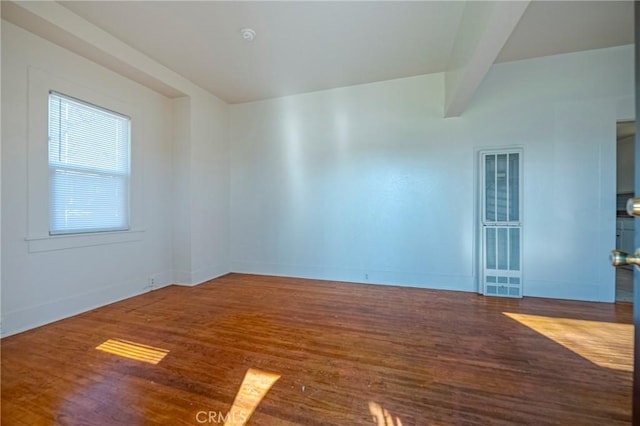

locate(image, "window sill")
(26, 229), (145, 253)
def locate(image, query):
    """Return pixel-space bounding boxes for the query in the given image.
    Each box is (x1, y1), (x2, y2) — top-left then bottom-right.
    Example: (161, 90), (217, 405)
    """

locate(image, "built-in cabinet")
(617, 217), (635, 254)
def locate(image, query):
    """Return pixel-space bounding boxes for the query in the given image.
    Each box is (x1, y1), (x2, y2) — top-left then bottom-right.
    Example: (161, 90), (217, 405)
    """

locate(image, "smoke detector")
(240, 28), (256, 42)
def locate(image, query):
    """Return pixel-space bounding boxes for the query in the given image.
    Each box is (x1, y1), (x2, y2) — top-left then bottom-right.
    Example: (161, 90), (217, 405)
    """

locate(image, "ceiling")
(43, 1), (634, 104)
(496, 1), (633, 63)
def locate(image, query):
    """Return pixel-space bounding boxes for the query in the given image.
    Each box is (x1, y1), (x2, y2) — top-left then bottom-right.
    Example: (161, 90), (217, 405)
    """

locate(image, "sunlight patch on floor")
(95, 338), (169, 364)
(224, 368), (280, 426)
(369, 401), (404, 426)
(503, 312), (633, 372)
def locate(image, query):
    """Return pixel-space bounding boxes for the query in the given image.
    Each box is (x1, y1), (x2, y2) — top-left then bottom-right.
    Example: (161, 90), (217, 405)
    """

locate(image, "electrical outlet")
(365, 273), (369, 280)
(147, 276), (155, 289)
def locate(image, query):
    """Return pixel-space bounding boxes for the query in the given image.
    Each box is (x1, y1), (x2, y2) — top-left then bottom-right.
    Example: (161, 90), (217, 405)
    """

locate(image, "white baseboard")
(5, 263), (610, 338)
(524, 279), (614, 302)
(1, 263), (233, 337)
(1, 272), (172, 338)
(172, 269), (193, 286)
(172, 263), (230, 287)
(230, 261), (476, 292)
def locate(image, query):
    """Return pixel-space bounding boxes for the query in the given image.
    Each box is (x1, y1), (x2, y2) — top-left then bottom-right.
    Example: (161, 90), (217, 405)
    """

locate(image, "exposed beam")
(0, 0), (190, 98)
(444, 1), (530, 117)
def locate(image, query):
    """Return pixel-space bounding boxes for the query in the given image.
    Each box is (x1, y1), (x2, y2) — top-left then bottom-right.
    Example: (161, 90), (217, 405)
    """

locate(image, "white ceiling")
(51, 1), (634, 104)
(496, 0), (633, 63)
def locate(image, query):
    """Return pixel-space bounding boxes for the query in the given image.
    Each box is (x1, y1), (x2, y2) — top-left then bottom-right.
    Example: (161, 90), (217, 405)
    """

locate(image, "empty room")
(0, 1), (637, 425)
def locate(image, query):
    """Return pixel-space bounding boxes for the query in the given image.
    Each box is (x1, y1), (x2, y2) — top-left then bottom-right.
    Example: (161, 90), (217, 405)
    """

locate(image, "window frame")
(27, 67), (144, 252)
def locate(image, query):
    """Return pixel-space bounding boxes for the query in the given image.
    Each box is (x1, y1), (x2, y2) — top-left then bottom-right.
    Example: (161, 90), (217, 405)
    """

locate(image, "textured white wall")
(230, 45), (633, 302)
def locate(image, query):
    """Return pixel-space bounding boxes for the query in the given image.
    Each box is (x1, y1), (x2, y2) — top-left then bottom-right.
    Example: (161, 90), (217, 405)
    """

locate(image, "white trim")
(27, 66), (145, 251)
(230, 261), (476, 292)
(172, 269), (193, 286)
(26, 229), (145, 253)
(173, 264), (229, 287)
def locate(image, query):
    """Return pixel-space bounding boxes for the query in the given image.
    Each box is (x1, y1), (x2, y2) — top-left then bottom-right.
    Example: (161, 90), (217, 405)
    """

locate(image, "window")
(48, 92), (131, 235)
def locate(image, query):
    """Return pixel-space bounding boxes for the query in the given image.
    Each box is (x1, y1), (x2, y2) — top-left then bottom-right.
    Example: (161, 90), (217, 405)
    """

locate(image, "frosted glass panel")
(496, 154), (508, 221)
(486, 228), (496, 269)
(509, 228), (520, 271)
(485, 155), (496, 222)
(509, 153), (519, 221)
(497, 227), (508, 270)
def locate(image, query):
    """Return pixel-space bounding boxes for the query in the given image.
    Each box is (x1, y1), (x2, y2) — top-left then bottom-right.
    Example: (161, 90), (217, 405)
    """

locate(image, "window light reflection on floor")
(224, 368), (281, 426)
(95, 338), (169, 365)
(503, 312), (633, 372)
(369, 401), (404, 426)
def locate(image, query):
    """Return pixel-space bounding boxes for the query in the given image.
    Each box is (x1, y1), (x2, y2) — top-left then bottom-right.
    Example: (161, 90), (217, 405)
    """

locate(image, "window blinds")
(48, 92), (131, 235)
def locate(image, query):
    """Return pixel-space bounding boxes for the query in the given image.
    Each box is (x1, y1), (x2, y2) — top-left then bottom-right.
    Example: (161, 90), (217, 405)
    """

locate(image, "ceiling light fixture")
(240, 28), (256, 42)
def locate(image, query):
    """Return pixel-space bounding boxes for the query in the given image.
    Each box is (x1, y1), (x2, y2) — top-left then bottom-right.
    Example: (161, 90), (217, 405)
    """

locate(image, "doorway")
(616, 120), (636, 303)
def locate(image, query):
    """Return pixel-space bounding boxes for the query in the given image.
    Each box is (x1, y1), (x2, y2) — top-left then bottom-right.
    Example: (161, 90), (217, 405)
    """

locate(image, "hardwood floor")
(1, 273), (633, 425)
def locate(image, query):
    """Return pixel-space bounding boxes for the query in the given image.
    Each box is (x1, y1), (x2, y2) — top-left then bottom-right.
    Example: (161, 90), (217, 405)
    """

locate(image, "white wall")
(170, 94), (230, 286)
(1, 20), (231, 337)
(0, 21), (167, 336)
(172, 97), (192, 282)
(1, 10), (632, 337)
(230, 45), (634, 302)
(188, 96), (230, 285)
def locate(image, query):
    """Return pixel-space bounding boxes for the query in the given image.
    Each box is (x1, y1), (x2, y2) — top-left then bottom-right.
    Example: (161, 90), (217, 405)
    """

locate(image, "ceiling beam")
(444, 1), (530, 118)
(0, 0), (191, 98)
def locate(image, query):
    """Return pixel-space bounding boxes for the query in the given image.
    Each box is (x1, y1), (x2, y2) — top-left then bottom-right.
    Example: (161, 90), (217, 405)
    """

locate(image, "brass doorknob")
(610, 250), (640, 267)
(627, 197), (640, 216)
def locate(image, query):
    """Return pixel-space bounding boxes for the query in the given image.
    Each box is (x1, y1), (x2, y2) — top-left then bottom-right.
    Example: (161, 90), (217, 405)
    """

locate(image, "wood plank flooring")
(1, 273), (633, 425)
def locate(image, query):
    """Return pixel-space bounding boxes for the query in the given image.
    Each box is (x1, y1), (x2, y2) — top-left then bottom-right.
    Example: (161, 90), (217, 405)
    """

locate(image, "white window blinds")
(48, 92), (131, 235)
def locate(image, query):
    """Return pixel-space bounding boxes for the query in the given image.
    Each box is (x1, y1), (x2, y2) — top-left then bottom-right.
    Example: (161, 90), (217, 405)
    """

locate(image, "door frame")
(632, 1), (639, 418)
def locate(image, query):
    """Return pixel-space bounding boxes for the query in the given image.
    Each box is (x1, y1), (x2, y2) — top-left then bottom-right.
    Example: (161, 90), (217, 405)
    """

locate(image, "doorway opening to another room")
(615, 120), (635, 303)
